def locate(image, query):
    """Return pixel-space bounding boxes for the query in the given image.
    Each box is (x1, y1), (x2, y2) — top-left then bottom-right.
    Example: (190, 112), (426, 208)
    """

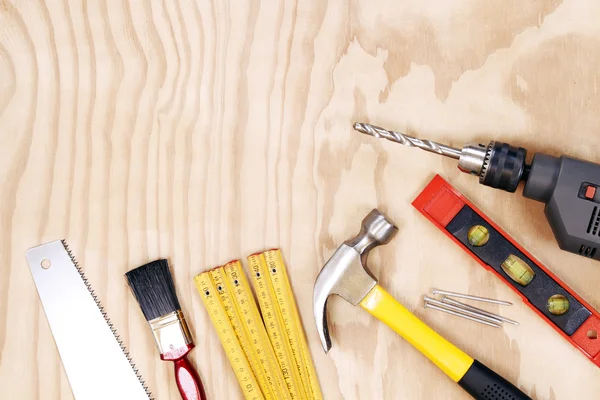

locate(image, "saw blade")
(26, 240), (152, 400)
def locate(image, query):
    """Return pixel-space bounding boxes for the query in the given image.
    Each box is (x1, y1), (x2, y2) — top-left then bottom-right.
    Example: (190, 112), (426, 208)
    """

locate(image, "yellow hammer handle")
(360, 284), (474, 382)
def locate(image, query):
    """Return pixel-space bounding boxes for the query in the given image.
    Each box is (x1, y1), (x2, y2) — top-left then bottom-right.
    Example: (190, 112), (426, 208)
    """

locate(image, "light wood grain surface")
(2, 0), (600, 399)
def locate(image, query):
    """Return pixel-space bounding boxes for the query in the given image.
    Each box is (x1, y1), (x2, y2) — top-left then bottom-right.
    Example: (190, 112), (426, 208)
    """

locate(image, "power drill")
(355, 122), (600, 261)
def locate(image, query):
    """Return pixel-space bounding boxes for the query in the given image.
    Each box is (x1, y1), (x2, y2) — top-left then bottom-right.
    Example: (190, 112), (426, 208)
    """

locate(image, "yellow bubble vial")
(547, 294), (570, 315)
(501, 254), (535, 286)
(467, 225), (490, 247)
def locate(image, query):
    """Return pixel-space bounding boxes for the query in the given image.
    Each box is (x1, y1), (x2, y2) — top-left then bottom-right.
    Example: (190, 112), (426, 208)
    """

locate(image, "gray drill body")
(354, 122), (600, 261)
(525, 154), (600, 259)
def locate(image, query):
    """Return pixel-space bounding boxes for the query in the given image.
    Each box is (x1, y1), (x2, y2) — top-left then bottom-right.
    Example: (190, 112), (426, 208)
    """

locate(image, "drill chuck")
(432, 139), (529, 193)
(478, 141), (528, 193)
(456, 142), (488, 176)
(456, 140), (529, 193)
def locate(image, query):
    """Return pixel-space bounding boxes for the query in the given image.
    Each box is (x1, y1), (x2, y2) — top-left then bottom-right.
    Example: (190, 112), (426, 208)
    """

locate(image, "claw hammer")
(313, 209), (531, 400)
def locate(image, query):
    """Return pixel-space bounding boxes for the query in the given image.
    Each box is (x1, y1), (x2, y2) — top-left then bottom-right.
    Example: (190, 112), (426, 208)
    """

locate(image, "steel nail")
(442, 297), (519, 326)
(431, 288), (512, 306)
(423, 302), (501, 328)
(424, 296), (504, 325)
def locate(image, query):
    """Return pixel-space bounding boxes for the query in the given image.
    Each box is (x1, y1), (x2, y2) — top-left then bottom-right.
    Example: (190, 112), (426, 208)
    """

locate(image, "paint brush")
(126, 259), (206, 400)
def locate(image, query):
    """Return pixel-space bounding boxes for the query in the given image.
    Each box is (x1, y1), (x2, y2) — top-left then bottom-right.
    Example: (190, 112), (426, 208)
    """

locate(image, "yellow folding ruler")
(262, 250), (323, 400)
(195, 251), (322, 400)
(222, 261), (290, 400)
(194, 271), (262, 400)
(208, 268), (269, 396)
(247, 253), (305, 400)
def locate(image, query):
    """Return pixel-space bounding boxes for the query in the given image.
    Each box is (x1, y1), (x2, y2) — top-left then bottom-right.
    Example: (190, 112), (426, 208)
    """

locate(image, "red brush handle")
(173, 356), (206, 400)
(162, 344), (207, 400)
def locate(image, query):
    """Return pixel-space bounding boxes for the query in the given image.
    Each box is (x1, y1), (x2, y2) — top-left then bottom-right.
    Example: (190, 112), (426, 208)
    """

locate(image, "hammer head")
(313, 209), (398, 353)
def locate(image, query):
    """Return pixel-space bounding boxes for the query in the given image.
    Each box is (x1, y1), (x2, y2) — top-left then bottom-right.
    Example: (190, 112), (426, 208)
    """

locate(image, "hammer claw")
(313, 295), (332, 353)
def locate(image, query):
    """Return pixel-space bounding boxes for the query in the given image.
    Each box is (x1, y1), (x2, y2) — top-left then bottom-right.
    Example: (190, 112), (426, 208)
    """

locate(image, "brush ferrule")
(148, 310), (192, 354)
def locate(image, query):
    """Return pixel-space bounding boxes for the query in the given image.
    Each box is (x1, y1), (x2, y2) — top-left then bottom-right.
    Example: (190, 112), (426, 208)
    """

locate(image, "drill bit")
(353, 122), (462, 160)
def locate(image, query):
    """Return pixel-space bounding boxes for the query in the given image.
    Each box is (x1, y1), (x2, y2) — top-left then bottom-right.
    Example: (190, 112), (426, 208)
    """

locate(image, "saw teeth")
(479, 141), (494, 183)
(60, 240), (154, 399)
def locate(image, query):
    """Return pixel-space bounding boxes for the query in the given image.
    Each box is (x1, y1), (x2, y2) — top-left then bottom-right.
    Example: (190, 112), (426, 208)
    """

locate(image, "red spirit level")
(413, 175), (600, 368)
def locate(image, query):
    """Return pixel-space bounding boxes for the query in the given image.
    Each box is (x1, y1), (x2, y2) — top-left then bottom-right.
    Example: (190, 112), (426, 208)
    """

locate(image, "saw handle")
(360, 285), (530, 400)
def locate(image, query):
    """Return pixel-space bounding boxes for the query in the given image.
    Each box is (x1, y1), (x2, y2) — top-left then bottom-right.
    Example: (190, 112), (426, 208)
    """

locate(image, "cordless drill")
(355, 122), (600, 261)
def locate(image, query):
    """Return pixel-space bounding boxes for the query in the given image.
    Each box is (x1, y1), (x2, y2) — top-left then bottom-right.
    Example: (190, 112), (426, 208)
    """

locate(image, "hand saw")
(26, 240), (152, 400)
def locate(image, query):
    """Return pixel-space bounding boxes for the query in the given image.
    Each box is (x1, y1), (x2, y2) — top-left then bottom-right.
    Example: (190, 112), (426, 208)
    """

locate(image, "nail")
(424, 296), (503, 325)
(424, 302), (501, 328)
(432, 288), (512, 306)
(442, 297), (519, 326)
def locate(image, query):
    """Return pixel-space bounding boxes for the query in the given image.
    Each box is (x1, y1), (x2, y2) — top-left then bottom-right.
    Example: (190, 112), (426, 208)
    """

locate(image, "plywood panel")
(1, 0), (600, 398)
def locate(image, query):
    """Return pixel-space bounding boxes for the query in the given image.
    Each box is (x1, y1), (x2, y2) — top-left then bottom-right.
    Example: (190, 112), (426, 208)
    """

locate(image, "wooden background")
(1, 0), (600, 398)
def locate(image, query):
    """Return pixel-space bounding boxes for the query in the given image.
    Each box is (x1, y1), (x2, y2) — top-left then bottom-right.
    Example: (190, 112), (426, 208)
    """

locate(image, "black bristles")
(125, 259), (181, 321)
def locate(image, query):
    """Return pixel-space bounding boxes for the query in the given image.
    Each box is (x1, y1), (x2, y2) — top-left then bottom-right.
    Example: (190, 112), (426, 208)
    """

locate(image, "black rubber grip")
(458, 360), (531, 400)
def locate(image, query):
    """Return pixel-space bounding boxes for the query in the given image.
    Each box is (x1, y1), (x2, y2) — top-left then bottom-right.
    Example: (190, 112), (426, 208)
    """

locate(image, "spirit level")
(413, 175), (600, 368)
